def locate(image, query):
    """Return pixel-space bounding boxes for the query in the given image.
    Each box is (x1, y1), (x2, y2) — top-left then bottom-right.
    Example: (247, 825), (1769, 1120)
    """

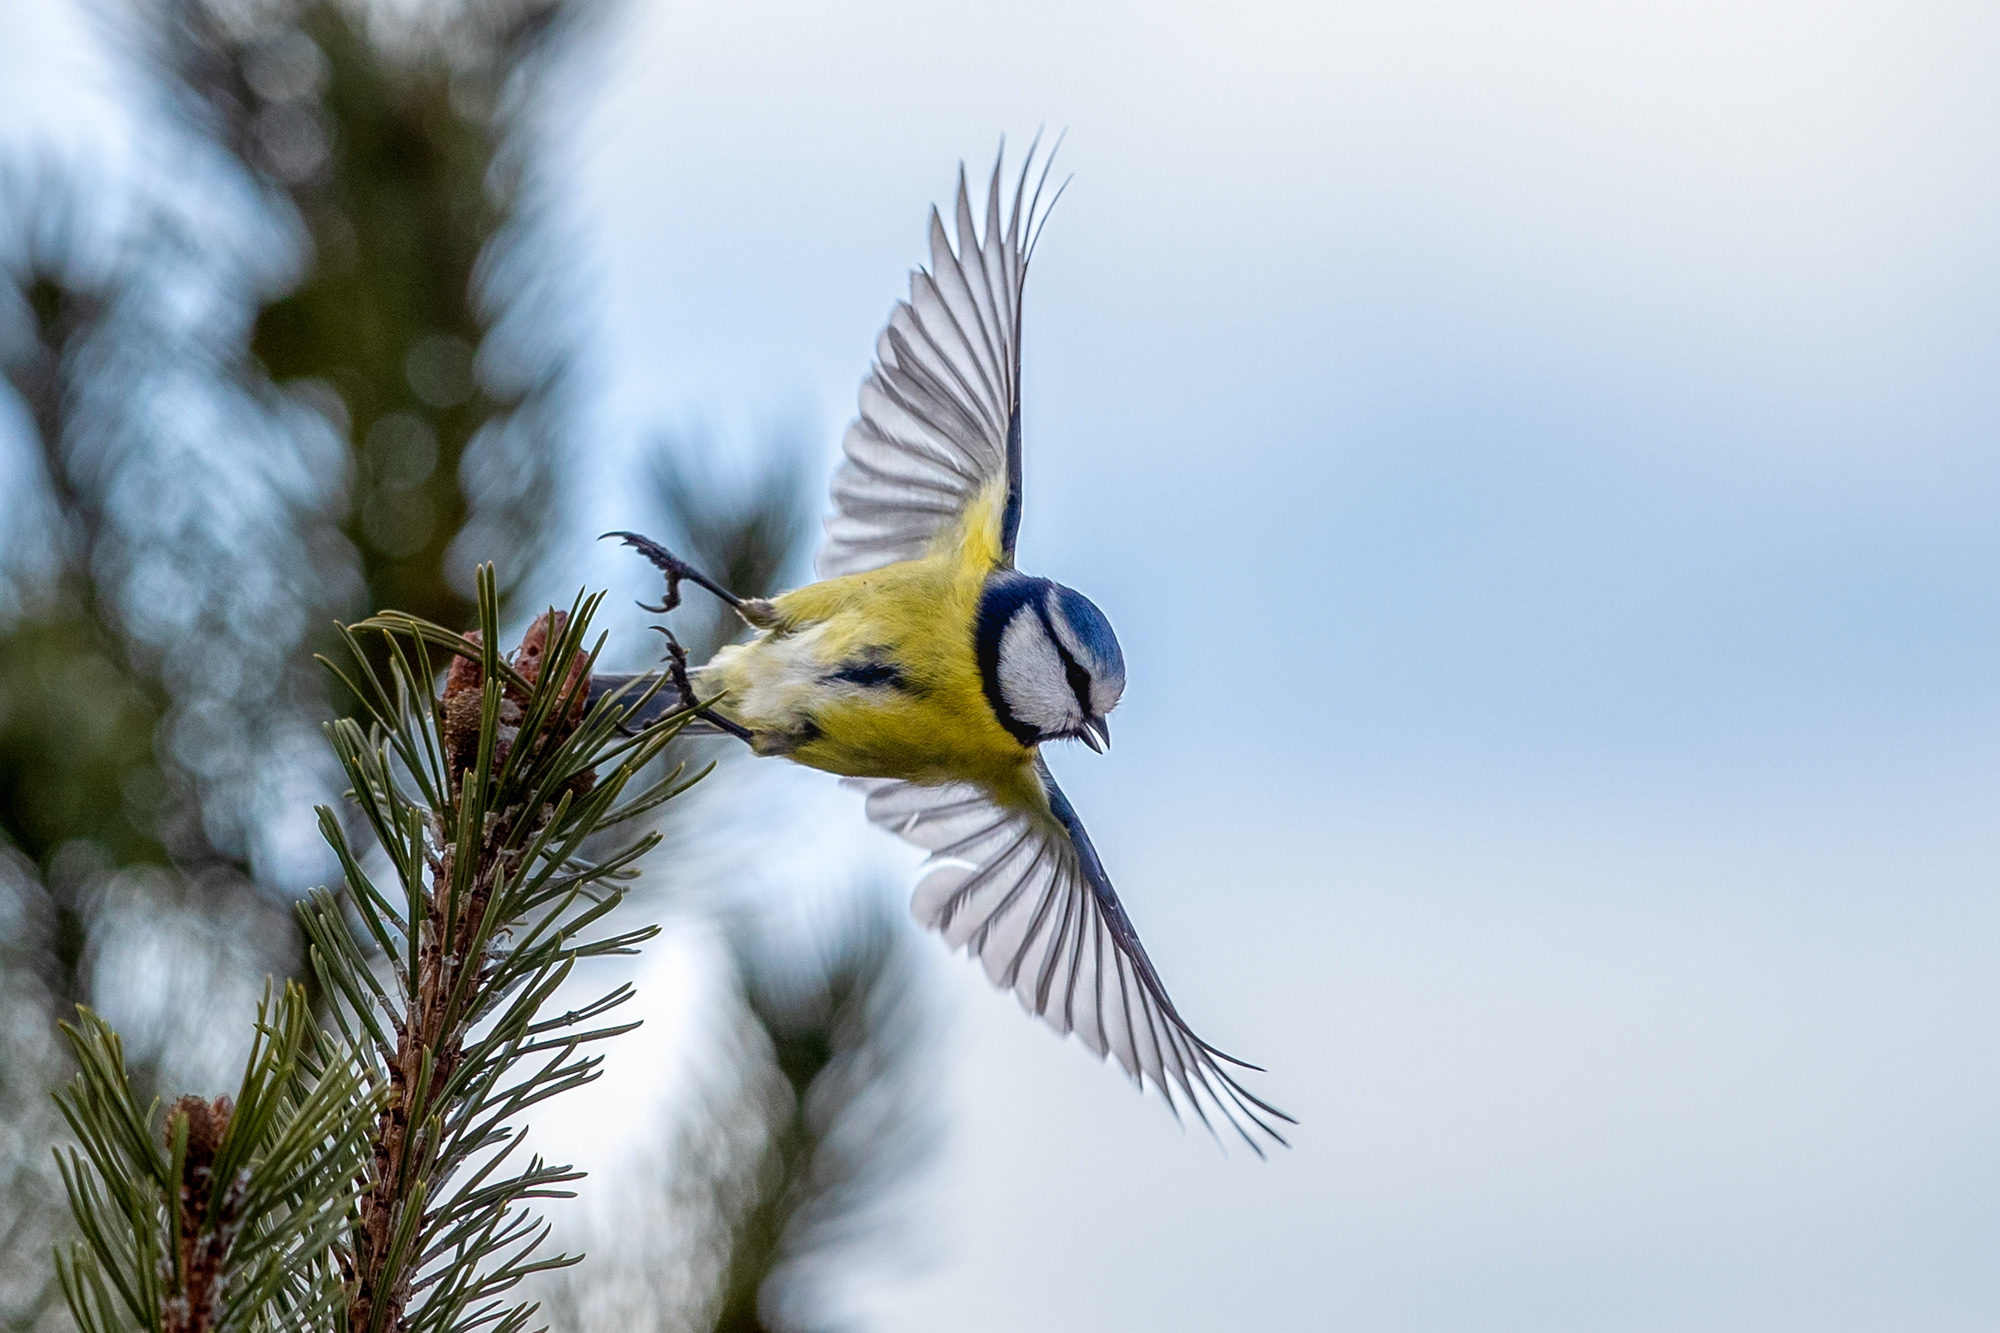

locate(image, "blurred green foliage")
(0, 611), (171, 874)
(2, 3), (939, 1328)
(709, 904), (939, 1333)
(0, 0), (580, 1043)
(241, 3), (546, 630)
(1, 0), (580, 1324)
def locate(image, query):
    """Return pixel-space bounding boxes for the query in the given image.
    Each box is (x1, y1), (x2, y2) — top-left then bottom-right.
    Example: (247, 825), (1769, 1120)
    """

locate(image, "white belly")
(699, 625), (840, 751)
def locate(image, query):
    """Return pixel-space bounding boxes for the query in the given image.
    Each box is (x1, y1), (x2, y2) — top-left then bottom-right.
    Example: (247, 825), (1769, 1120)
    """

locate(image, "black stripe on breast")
(825, 647), (926, 696)
(829, 659), (908, 689)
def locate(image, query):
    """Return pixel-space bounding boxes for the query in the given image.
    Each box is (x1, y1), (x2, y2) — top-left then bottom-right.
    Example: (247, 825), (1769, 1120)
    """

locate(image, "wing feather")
(848, 770), (1294, 1154)
(817, 139), (1061, 578)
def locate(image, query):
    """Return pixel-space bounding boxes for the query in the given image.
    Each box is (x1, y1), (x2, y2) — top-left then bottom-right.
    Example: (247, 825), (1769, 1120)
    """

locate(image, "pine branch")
(50, 983), (380, 1333)
(302, 567), (696, 1333)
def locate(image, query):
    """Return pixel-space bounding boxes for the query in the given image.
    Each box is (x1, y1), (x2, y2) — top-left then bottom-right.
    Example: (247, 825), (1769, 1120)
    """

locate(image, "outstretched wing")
(816, 140), (1064, 579)
(850, 764), (1293, 1153)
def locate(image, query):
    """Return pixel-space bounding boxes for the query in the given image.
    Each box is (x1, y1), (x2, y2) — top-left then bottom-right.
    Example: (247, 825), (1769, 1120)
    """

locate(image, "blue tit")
(601, 143), (1290, 1152)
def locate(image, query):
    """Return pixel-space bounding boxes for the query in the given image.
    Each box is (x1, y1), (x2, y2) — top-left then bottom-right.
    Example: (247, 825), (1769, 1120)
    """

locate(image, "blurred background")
(1, 1), (1996, 1330)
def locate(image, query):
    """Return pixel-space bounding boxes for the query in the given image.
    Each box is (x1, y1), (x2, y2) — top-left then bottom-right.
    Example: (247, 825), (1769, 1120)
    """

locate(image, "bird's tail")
(586, 672), (724, 733)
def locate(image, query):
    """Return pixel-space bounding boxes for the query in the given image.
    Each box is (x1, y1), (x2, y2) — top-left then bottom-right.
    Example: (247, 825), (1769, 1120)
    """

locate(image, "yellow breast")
(699, 484), (1040, 803)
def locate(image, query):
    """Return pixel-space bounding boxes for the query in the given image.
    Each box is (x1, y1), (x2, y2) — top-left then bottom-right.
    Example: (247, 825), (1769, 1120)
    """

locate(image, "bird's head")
(976, 574), (1125, 752)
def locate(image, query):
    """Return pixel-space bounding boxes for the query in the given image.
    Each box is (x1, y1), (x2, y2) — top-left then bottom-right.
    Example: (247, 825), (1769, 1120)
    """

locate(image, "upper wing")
(850, 765), (1293, 1153)
(816, 141), (1063, 579)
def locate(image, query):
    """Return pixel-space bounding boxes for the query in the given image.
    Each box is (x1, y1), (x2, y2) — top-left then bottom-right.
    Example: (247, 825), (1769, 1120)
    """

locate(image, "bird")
(598, 141), (1291, 1153)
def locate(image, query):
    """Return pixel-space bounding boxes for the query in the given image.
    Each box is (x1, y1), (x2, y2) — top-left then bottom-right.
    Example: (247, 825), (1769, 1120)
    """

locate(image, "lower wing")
(851, 760), (1292, 1153)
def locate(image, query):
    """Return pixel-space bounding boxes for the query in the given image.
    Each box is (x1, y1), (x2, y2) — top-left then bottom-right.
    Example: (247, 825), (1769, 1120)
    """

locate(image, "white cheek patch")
(998, 614), (1082, 735)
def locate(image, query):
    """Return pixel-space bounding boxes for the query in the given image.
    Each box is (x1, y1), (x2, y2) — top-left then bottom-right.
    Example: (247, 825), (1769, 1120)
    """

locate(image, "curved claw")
(604, 529), (743, 610)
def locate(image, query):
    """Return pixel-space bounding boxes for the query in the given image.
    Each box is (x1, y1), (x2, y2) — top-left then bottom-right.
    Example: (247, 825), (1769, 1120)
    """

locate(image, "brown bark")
(164, 1095), (235, 1333)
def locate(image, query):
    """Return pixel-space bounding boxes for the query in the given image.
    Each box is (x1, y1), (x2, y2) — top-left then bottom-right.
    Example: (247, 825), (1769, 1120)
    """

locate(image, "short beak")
(1081, 717), (1111, 753)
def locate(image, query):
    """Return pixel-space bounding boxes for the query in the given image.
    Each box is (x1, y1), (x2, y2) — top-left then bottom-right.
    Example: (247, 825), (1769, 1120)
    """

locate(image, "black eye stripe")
(1034, 602), (1094, 720)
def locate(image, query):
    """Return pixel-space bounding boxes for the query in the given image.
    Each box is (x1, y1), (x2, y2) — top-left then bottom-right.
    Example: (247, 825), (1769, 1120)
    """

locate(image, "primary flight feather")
(602, 142), (1291, 1153)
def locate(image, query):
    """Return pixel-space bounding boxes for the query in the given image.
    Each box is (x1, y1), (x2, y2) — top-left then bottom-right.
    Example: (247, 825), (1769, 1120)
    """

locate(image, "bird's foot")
(647, 624), (755, 743)
(603, 530), (744, 612)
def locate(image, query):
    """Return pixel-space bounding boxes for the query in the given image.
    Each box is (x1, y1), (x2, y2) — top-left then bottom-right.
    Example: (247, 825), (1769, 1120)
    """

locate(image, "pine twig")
(51, 984), (379, 1333)
(305, 567), (699, 1333)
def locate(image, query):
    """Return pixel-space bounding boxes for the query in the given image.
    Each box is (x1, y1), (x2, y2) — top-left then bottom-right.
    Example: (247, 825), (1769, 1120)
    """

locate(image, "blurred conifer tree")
(706, 903), (940, 1333)
(169, 0), (580, 630)
(4, 4), (945, 1327)
(1, 0), (589, 1321)
(1, 223), (289, 1331)
(0, 0), (590, 1065)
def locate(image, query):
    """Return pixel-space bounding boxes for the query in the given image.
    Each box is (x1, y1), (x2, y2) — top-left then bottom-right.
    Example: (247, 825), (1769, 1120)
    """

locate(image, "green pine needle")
(50, 573), (696, 1332)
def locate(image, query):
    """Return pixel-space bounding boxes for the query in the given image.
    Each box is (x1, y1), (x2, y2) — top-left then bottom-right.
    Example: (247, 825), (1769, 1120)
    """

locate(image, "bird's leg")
(607, 529), (761, 745)
(648, 625), (755, 744)
(603, 530), (781, 628)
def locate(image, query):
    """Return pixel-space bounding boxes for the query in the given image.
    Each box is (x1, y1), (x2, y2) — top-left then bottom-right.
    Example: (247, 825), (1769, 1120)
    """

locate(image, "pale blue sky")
(7, 0), (1999, 1328)
(551, 3), (2000, 1328)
